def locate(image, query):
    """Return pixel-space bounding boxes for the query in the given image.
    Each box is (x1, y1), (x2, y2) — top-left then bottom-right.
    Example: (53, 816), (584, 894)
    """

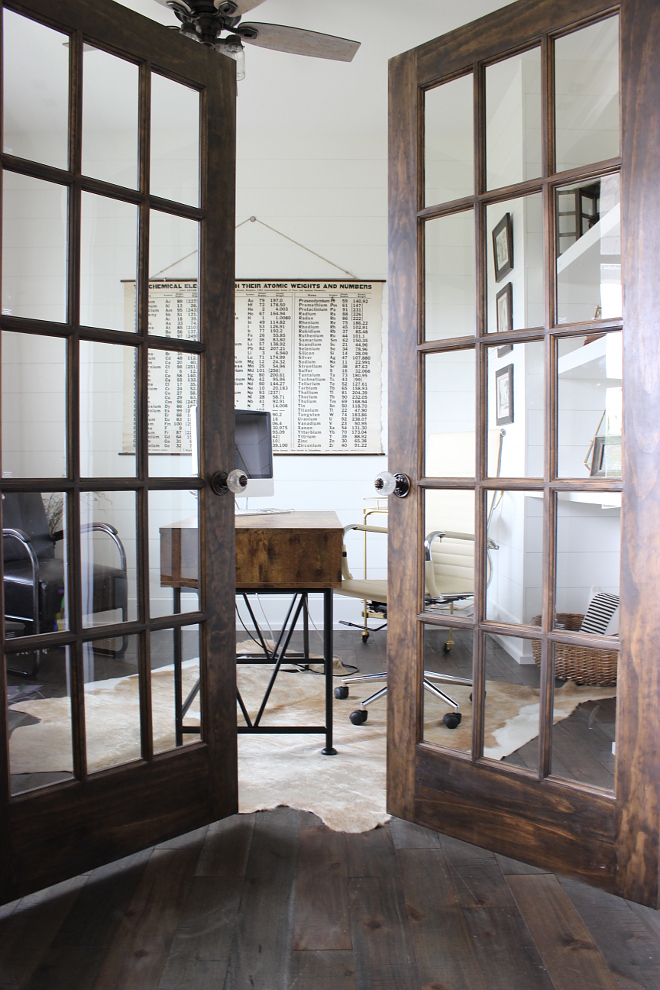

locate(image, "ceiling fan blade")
(240, 22), (360, 61)
(152, 0), (189, 9)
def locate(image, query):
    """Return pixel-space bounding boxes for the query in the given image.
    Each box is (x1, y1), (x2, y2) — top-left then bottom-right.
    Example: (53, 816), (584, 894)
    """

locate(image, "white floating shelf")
(558, 335), (621, 382)
(526, 491), (620, 508)
(556, 203), (620, 274)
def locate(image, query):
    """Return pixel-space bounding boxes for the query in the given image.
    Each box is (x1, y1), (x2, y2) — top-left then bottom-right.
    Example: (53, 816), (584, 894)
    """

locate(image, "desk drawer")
(236, 526), (342, 589)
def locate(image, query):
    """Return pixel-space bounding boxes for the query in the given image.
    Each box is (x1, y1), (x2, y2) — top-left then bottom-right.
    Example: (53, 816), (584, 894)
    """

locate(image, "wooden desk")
(160, 510), (343, 590)
(160, 511), (343, 753)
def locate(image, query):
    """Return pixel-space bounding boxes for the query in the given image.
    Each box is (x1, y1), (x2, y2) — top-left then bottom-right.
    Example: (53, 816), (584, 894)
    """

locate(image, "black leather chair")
(3, 492), (128, 676)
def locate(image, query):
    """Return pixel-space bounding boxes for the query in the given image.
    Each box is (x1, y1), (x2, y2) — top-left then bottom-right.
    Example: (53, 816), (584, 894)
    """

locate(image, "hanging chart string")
(235, 216), (360, 281)
(150, 250), (199, 280)
(150, 216), (360, 281)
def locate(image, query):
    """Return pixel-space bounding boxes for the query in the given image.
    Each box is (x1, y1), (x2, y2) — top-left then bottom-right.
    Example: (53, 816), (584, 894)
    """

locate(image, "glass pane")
(557, 331), (622, 478)
(425, 211), (475, 341)
(146, 279), (198, 340)
(487, 194), (543, 333)
(486, 491), (543, 627)
(3, 9), (69, 169)
(555, 16), (619, 173)
(148, 350), (199, 477)
(80, 193), (138, 331)
(151, 73), (200, 207)
(424, 489), (475, 620)
(425, 350), (475, 477)
(556, 174), (621, 325)
(83, 634), (141, 772)
(551, 643), (617, 789)
(151, 625), (201, 754)
(2, 172), (67, 323)
(486, 48), (542, 190)
(422, 625), (472, 755)
(487, 341), (544, 478)
(150, 490), (199, 618)
(81, 490), (137, 628)
(3, 491), (69, 636)
(82, 46), (139, 188)
(425, 74), (473, 206)
(2, 331), (66, 478)
(80, 341), (136, 478)
(484, 633), (540, 772)
(148, 211), (199, 336)
(8, 647), (74, 795)
(554, 492), (621, 631)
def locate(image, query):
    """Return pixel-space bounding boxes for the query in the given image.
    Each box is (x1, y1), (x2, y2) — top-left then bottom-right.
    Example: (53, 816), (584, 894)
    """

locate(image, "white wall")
(2, 76), (390, 633)
(234, 127), (388, 630)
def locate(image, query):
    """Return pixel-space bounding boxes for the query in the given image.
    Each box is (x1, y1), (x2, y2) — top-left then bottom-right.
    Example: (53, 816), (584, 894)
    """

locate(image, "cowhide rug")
(9, 655), (615, 832)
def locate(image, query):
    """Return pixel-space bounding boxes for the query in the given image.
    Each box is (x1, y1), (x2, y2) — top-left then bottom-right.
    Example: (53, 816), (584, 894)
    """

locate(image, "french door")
(387, 0), (660, 905)
(0, 0), (237, 901)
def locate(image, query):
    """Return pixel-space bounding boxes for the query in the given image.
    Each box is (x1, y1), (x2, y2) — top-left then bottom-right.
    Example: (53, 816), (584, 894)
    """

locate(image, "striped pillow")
(580, 592), (620, 636)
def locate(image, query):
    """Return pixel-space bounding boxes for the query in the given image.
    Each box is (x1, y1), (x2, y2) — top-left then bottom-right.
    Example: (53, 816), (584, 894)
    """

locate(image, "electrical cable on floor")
(254, 592), (276, 646)
(305, 607), (359, 676)
(237, 595), (360, 677)
(235, 602), (261, 649)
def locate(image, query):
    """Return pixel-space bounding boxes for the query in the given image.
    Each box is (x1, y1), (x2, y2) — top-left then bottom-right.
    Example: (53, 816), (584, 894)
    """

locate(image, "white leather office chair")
(335, 524), (476, 729)
(337, 521), (388, 638)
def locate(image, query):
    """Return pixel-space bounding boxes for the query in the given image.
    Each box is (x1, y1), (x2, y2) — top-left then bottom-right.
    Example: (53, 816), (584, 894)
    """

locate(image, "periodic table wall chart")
(234, 280), (383, 454)
(122, 280), (199, 454)
(123, 279), (383, 455)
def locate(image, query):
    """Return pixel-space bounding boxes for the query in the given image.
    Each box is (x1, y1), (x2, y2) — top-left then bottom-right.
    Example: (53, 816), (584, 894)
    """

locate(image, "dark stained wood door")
(0, 0), (237, 901)
(387, 0), (660, 906)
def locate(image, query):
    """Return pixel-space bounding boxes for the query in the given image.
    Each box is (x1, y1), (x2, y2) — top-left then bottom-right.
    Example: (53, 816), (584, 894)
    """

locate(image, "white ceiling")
(120, 0), (515, 133)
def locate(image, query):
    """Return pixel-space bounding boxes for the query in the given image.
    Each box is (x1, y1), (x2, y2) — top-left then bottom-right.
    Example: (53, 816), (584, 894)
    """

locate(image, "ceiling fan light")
(223, 33), (244, 55)
(180, 24), (200, 42)
(234, 47), (246, 81)
(221, 34), (245, 80)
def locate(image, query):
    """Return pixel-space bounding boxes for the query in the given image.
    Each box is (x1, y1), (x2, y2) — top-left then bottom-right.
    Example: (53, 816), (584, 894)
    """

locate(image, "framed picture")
(590, 435), (622, 477)
(495, 364), (514, 425)
(492, 212), (514, 282)
(496, 283), (513, 356)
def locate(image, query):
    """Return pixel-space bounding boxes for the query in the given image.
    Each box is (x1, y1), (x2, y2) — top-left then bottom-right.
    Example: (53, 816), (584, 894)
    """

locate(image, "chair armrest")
(424, 530), (498, 557)
(342, 523), (387, 581)
(343, 523), (388, 535)
(3, 527), (32, 549)
(3, 528), (41, 635)
(80, 523), (127, 573)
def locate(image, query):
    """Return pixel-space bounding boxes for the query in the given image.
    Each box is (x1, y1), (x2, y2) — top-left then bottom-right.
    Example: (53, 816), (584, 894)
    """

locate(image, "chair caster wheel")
(443, 642), (452, 654)
(334, 685), (349, 700)
(361, 632), (369, 643)
(443, 712), (462, 729)
(350, 709), (368, 725)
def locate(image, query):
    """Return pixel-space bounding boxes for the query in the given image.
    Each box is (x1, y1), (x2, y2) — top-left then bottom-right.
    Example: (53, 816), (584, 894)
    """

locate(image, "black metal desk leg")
(322, 588), (336, 755)
(173, 587), (183, 747)
(303, 593), (309, 662)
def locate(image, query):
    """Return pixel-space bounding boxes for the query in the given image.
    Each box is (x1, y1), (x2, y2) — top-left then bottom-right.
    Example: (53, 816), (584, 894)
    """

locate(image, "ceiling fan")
(153, 0), (360, 78)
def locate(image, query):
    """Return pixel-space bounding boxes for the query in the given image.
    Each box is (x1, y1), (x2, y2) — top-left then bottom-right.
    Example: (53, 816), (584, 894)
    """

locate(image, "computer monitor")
(234, 409), (274, 498)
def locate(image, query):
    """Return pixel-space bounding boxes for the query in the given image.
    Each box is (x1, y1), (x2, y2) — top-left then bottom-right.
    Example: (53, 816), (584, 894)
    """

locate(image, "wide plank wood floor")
(1, 807), (660, 990)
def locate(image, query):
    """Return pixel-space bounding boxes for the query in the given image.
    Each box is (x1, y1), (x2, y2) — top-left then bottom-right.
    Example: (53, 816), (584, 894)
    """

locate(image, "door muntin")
(1, 0), (236, 901)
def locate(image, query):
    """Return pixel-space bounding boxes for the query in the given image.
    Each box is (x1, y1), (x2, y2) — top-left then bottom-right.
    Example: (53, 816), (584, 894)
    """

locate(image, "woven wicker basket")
(531, 613), (618, 686)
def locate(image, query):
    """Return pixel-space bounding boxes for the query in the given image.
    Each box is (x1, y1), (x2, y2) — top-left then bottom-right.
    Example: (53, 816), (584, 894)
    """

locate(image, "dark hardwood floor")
(1, 628), (632, 988)
(1, 805), (660, 989)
